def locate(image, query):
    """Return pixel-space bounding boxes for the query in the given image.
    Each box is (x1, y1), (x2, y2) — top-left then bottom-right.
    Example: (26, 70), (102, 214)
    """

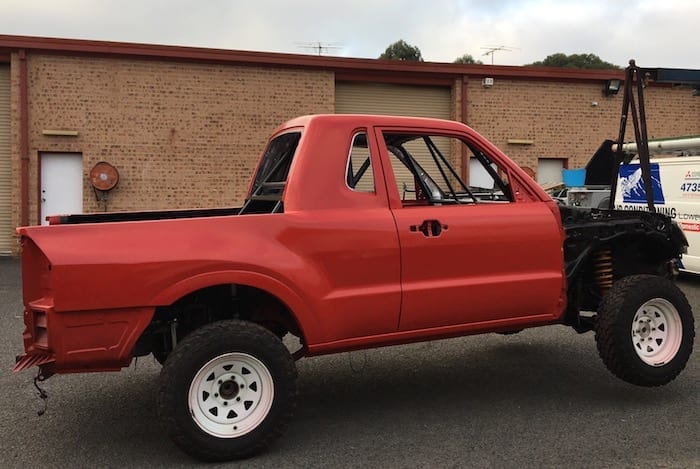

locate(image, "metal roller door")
(335, 82), (451, 119)
(0, 65), (12, 254)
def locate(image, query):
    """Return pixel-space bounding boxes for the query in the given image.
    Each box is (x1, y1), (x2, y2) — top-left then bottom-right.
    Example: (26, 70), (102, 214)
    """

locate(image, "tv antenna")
(296, 41), (344, 56)
(481, 45), (518, 64)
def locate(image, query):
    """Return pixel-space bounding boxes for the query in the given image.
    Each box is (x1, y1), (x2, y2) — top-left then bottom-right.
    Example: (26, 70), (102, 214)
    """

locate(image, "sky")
(1, 0), (698, 69)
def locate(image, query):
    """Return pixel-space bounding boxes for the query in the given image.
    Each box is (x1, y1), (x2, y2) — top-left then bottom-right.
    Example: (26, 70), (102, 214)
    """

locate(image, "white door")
(41, 153), (83, 225)
(537, 158), (565, 185)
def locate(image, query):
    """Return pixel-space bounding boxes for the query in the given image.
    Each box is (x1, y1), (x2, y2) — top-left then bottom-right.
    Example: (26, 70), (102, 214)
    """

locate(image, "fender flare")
(148, 270), (316, 343)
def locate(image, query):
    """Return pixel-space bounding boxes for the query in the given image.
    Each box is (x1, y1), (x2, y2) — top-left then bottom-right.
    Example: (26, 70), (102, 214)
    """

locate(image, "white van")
(615, 155), (700, 274)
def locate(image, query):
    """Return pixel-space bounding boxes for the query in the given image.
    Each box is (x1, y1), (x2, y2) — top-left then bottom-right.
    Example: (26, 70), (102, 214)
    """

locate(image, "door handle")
(409, 219), (447, 237)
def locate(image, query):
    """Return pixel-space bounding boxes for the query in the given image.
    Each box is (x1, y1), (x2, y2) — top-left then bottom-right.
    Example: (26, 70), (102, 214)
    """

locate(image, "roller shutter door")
(335, 82), (451, 119)
(0, 65), (11, 254)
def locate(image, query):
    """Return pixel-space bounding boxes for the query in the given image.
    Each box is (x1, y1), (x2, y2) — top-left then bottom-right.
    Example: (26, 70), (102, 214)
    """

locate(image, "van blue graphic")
(619, 163), (665, 204)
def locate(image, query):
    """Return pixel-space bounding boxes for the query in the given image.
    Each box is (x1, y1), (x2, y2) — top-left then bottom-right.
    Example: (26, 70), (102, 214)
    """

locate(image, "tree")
(529, 53), (621, 69)
(453, 53), (483, 65)
(379, 40), (423, 61)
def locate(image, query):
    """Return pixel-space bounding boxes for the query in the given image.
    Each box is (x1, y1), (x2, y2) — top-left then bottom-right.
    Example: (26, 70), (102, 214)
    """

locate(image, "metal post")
(608, 60), (655, 212)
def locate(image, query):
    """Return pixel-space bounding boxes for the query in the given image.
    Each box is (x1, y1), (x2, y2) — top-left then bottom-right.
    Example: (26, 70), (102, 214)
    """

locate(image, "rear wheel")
(595, 275), (694, 386)
(157, 320), (297, 461)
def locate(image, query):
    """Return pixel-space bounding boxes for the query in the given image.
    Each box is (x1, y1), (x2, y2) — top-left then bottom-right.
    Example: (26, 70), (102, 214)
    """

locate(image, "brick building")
(0, 35), (698, 254)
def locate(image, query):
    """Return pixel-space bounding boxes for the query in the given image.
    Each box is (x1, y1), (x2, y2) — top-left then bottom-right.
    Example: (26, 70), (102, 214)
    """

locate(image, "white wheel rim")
(188, 352), (274, 438)
(631, 298), (683, 367)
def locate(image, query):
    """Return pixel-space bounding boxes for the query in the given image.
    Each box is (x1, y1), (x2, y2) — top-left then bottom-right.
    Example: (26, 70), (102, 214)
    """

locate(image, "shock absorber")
(594, 247), (613, 296)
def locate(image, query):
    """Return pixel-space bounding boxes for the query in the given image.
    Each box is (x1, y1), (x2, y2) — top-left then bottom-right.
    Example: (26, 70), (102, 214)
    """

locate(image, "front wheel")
(157, 320), (297, 461)
(595, 275), (695, 386)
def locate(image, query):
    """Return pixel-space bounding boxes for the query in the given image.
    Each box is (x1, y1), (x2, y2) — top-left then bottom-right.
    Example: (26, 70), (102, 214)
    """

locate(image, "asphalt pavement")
(1, 257), (698, 468)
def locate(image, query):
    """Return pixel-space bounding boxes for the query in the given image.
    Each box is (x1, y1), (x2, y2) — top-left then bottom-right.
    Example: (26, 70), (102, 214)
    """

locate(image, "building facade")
(0, 35), (698, 253)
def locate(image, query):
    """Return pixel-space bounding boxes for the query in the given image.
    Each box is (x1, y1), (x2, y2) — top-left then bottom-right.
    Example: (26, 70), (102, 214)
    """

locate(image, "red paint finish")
(14, 115), (567, 375)
(393, 203), (563, 330)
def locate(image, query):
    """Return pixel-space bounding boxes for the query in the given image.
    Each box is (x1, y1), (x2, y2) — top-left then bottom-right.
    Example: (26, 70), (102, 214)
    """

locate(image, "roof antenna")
(480, 45), (518, 65)
(295, 41), (344, 56)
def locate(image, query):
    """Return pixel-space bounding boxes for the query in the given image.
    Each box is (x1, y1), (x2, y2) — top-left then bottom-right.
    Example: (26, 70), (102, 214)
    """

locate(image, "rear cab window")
(241, 131), (301, 214)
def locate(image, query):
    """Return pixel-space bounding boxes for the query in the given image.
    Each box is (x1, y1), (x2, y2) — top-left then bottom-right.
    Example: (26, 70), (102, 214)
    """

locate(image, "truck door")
(376, 130), (565, 331)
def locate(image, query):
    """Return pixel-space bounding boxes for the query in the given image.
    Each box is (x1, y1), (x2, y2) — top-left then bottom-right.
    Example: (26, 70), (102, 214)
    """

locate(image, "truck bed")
(48, 207), (242, 225)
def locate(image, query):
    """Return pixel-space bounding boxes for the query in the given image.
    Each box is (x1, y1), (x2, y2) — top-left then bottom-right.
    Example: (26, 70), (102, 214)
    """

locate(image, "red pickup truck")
(14, 115), (694, 461)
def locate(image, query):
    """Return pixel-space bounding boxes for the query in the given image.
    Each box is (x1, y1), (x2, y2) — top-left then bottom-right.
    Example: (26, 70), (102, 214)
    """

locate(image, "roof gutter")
(0, 34), (625, 83)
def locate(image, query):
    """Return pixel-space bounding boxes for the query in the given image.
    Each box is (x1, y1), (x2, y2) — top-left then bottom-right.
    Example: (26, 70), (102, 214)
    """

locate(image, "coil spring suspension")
(594, 248), (613, 295)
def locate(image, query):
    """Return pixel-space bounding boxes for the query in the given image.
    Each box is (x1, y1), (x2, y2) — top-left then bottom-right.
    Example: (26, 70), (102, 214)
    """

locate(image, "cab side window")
(382, 132), (512, 206)
(346, 132), (375, 192)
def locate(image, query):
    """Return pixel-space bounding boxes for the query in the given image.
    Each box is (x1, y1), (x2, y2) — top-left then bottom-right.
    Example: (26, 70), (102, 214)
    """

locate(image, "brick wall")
(23, 54), (334, 223)
(467, 78), (699, 174)
(9, 54), (20, 237)
(12, 52), (700, 230)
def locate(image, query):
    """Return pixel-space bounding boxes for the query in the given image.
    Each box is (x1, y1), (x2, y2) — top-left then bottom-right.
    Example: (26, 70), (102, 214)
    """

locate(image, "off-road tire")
(157, 320), (297, 461)
(595, 275), (694, 386)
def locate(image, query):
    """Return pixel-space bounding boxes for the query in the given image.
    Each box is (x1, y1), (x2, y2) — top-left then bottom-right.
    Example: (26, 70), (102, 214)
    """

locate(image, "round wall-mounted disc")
(89, 161), (119, 191)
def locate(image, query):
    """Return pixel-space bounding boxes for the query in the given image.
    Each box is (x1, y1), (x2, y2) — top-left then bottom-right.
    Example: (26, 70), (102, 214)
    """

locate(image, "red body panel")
(393, 203), (563, 330)
(15, 115), (567, 373)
